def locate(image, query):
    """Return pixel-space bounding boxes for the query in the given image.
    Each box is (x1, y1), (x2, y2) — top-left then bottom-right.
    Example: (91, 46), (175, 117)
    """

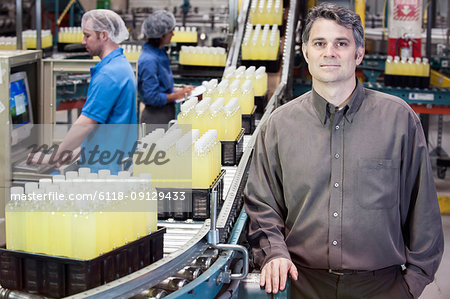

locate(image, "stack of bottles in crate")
(22, 30), (53, 49)
(5, 168), (157, 260)
(179, 46), (227, 67)
(241, 24), (280, 61)
(133, 128), (222, 189)
(384, 55), (430, 89)
(249, 0), (283, 25)
(172, 26), (198, 43)
(0, 36), (26, 50)
(222, 65), (268, 98)
(58, 27), (83, 43)
(178, 96), (242, 141)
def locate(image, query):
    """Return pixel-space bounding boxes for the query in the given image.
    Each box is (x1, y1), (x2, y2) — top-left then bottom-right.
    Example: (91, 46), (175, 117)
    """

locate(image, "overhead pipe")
(16, 0), (22, 50)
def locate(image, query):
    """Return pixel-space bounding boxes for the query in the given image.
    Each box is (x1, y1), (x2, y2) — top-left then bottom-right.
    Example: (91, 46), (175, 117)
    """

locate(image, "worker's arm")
(28, 115), (97, 166)
(243, 117), (298, 294)
(401, 115), (444, 299)
(166, 85), (194, 103)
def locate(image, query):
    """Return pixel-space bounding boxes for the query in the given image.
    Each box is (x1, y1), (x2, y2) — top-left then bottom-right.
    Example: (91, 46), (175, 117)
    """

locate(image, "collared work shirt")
(138, 43), (174, 107)
(244, 80), (444, 298)
(82, 48), (137, 124)
(81, 48), (137, 174)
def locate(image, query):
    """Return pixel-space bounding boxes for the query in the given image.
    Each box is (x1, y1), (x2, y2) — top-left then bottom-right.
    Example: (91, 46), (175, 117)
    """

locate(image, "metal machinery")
(0, 50), (41, 246)
(0, 0), (299, 298)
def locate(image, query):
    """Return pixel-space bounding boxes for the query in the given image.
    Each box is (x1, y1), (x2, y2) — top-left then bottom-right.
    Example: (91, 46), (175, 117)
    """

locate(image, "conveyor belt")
(158, 136), (250, 257)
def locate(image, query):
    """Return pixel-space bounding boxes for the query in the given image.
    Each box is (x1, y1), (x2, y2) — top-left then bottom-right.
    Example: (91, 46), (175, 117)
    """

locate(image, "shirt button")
(334, 153), (340, 159)
(334, 182), (339, 188)
(333, 212), (339, 217)
(335, 125), (340, 130)
(332, 240), (338, 246)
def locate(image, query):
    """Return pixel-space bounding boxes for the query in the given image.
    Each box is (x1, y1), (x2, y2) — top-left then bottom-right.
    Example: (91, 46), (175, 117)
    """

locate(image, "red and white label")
(393, 0), (420, 20)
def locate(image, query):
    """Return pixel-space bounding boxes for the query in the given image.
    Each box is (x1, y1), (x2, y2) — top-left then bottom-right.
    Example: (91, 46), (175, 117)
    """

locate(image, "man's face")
(82, 27), (103, 57)
(302, 18), (364, 86)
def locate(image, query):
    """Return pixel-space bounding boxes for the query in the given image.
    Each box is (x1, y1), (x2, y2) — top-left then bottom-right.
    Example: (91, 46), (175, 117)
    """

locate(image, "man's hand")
(260, 258), (298, 294)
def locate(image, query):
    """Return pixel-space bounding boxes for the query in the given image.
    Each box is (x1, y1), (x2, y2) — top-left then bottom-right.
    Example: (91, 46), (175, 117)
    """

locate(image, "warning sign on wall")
(393, 0), (420, 21)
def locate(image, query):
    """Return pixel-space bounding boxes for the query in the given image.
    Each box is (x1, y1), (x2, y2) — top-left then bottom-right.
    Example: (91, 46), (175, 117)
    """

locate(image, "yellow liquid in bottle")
(255, 71), (268, 96)
(51, 211), (72, 257)
(193, 146), (210, 188)
(96, 210), (111, 255)
(5, 202), (27, 251)
(71, 212), (97, 259)
(145, 194), (158, 234)
(133, 211), (147, 239)
(239, 81), (255, 114)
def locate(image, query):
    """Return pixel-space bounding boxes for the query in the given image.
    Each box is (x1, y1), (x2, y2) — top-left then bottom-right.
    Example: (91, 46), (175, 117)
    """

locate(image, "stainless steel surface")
(207, 190), (220, 245)
(0, 288), (50, 299)
(214, 243), (249, 280)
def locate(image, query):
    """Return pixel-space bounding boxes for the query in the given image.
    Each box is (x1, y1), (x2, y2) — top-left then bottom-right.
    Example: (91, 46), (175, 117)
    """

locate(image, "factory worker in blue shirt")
(138, 10), (193, 127)
(29, 9), (137, 174)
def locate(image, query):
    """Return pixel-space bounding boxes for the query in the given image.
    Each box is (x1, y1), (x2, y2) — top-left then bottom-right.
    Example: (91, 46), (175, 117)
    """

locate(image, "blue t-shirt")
(138, 43), (174, 107)
(80, 48), (138, 174)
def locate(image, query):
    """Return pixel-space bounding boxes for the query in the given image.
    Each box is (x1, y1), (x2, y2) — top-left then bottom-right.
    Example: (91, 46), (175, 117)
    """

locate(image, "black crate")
(172, 41), (198, 51)
(255, 94), (268, 115)
(157, 170), (225, 221)
(221, 129), (244, 166)
(240, 57), (281, 73)
(242, 106), (257, 135)
(0, 227), (165, 298)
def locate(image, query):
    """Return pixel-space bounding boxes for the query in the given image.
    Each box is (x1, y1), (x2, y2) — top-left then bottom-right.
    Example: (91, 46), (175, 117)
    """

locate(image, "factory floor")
(420, 177), (450, 299)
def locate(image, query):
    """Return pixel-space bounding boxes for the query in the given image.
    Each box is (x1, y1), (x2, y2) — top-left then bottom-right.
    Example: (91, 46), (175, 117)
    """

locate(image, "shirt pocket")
(356, 158), (400, 209)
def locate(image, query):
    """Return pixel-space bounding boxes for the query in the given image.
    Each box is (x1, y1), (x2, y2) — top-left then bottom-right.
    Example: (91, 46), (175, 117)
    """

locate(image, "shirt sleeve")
(82, 72), (119, 124)
(244, 118), (291, 267)
(138, 57), (168, 107)
(401, 116), (444, 298)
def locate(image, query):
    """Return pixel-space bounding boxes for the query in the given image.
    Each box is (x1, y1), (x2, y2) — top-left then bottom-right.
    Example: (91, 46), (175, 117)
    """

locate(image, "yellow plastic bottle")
(216, 80), (231, 104)
(239, 80), (255, 114)
(257, 0), (265, 25)
(193, 140), (209, 188)
(71, 209), (97, 259)
(6, 187), (26, 251)
(244, 66), (257, 91)
(250, 0), (258, 24)
(208, 97), (225, 140)
(229, 79), (241, 100)
(203, 79), (218, 100)
(255, 66), (268, 96)
(392, 56), (400, 77)
(223, 97), (242, 141)
(193, 98), (211, 134)
(274, 0), (283, 25)
(178, 97), (198, 128)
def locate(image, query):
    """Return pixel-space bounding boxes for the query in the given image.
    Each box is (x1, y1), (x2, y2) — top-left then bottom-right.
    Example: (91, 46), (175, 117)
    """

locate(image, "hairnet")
(142, 10), (176, 38)
(81, 9), (129, 44)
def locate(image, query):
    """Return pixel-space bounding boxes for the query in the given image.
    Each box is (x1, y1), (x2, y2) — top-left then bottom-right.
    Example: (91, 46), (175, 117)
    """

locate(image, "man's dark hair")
(302, 3), (364, 49)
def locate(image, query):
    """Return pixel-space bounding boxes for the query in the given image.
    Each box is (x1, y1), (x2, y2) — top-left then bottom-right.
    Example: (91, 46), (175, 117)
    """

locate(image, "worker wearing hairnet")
(138, 10), (193, 127)
(29, 9), (137, 174)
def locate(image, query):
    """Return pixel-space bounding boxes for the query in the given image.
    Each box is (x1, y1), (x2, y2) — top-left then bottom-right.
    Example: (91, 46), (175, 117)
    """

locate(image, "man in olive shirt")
(244, 3), (444, 298)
